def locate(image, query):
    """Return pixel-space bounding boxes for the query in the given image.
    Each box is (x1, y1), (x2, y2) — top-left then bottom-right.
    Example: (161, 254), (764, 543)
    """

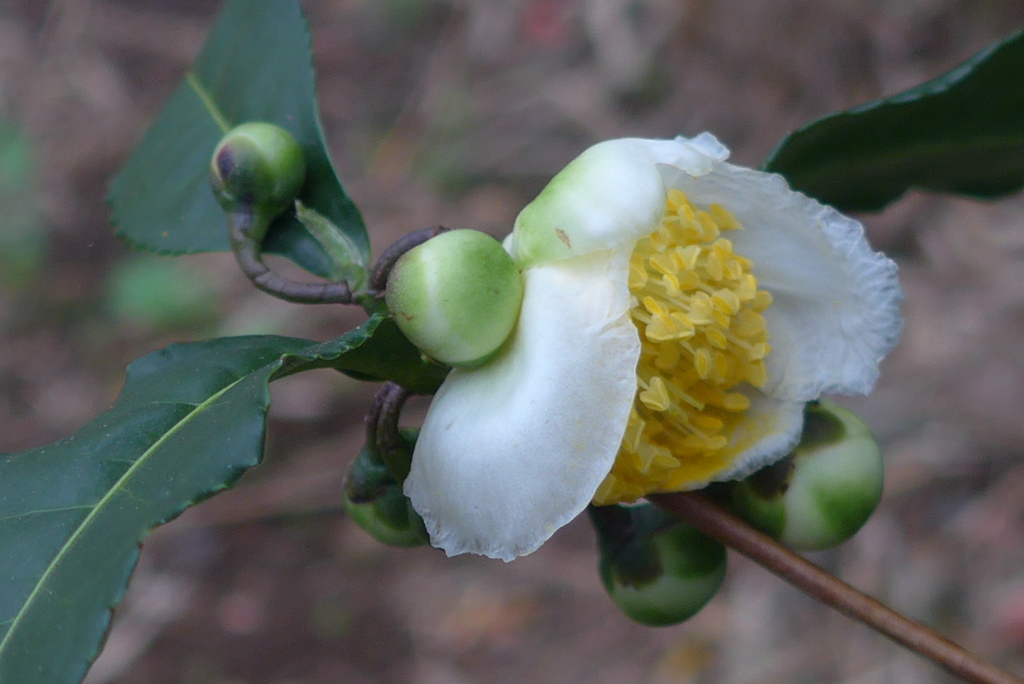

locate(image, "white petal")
(405, 248), (640, 561)
(509, 137), (729, 266)
(657, 162), (902, 401)
(712, 391), (805, 483)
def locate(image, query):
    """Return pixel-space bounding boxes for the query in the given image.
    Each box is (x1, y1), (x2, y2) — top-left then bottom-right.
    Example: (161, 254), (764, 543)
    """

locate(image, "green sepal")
(294, 201), (368, 290)
(729, 400), (884, 551)
(590, 504), (726, 627)
(343, 485), (429, 548)
(343, 443), (394, 505)
(344, 428), (419, 505)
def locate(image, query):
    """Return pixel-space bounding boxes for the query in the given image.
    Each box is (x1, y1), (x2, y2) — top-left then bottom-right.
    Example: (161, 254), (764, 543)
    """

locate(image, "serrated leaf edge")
(0, 371), (257, 663)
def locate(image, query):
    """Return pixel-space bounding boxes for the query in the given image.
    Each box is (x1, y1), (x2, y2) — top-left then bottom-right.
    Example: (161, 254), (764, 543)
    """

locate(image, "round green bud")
(730, 400), (884, 551)
(601, 522), (727, 627)
(342, 485), (430, 548)
(209, 122), (306, 238)
(385, 229), (524, 368)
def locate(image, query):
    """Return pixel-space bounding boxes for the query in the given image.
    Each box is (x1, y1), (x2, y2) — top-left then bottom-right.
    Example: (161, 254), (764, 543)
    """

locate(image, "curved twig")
(368, 224), (452, 293)
(367, 381), (412, 482)
(227, 212), (356, 304)
(651, 492), (1023, 684)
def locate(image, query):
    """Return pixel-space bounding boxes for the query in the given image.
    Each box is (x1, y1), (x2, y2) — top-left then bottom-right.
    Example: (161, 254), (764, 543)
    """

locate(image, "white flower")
(403, 134), (902, 562)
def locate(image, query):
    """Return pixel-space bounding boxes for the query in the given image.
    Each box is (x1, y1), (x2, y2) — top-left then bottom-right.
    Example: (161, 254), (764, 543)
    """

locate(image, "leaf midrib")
(0, 371), (257, 659)
(185, 72), (231, 134)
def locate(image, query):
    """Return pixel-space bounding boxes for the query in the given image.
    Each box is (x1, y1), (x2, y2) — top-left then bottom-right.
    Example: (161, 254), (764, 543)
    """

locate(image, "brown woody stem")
(227, 212), (357, 304)
(367, 224), (452, 293)
(650, 492), (1023, 684)
(367, 381), (412, 482)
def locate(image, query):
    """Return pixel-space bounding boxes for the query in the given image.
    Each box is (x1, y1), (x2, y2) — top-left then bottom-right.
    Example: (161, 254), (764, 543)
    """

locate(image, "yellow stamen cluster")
(593, 190), (773, 505)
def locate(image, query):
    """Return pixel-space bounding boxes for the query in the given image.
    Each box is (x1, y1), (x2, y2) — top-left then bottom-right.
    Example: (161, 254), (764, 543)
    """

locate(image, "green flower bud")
(730, 400), (884, 551)
(343, 484), (430, 548)
(385, 229), (524, 368)
(591, 504), (726, 627)
(209, 122), (306, 241)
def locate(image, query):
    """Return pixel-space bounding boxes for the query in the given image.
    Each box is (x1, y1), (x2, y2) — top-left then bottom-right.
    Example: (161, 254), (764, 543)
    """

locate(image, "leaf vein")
(0, 372), (255, 659)
(185, 72), (231, 134)
(0, 505), (94, 524)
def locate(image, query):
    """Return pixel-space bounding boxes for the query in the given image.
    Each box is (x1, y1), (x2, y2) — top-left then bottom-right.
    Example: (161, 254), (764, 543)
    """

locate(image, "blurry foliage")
(0, 122), (45, 288)
(105, 255), (221, 332)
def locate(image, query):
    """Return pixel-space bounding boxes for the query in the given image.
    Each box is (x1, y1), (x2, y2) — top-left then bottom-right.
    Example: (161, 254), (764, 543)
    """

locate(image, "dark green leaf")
(108, 0), (368, 278)
(329, 317), (451, 395)
(0, 327), (381, 684)
(764, 31), (1024, 212)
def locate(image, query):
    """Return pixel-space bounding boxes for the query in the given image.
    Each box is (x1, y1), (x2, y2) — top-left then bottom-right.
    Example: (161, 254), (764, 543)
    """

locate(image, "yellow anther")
(639, 377), (671, 411)
(704, 251), (725, 281)
(693, 347), (712, 379)
(747, 342), (769, 361)
(649, 253), (676, 276)
(734, 309), (766, 338)
(710, 204), (742, 231)
(752, 290), (773, 312)
(654, 451), (681, 468)
(707, 328), (730, 350)
(643, 296), (665, 316)
(692, 415), (724, 431)
(712, 237), (733, 257)
(724, 259), (743, 280)
(593, 191), (775, 506)
(712, 309), (732, 328)
(737, 274), (757, 301)
(713, 289), (740, 315)
(676, 270), (702, 291)
(645, 317), (676, 342)
(721, 393), (751, 412)
(669, 312), (695, 338)
(676, 245), (701, 270)
(697, 212), (720, 242)
(746, 362), (767, 388)
(713, 351), (732, 380)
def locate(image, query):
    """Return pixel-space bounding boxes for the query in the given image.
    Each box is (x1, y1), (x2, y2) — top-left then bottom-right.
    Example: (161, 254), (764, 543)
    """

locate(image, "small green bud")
(209, 122), (306, 240)
(730, 400), (884, 551)
(343, 484), (430, 548)
(591, 504), (726, 627)
(385, 229), (524, 368)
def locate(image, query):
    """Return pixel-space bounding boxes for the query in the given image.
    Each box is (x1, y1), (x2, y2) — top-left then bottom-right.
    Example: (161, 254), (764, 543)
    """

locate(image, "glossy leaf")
(0, 316), (437, 684)
(108, 0), (367, 278)
(331, 317), (450, 395)
(764, 31), (1024, 212)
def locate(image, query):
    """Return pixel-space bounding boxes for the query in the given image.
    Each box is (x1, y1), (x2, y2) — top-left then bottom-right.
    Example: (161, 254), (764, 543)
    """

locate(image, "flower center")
(593, 190), (773, 505)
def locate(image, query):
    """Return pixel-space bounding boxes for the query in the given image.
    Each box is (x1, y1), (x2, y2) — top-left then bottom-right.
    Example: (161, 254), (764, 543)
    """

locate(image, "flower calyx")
(343, 383), (429, 547)
(590, 503), (727, 626)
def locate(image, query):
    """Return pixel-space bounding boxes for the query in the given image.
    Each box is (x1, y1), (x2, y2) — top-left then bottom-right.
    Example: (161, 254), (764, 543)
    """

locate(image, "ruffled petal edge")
(656, 159), (902, 401)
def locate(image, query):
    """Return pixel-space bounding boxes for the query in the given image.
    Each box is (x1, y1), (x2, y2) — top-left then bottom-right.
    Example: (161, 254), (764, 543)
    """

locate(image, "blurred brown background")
(2, 0), (1024, 682)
